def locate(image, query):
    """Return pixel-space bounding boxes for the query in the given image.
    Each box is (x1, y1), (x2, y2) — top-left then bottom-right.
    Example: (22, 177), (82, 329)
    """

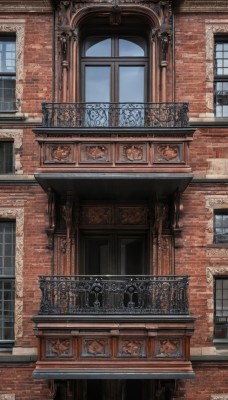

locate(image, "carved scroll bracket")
(46, 188), (56, 250)
(48, 380), (57, 400)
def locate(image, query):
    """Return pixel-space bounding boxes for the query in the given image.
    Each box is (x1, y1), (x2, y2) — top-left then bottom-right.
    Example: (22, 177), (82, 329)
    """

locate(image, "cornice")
(0, 0), (53, 12)
(176, 0), (228, 13)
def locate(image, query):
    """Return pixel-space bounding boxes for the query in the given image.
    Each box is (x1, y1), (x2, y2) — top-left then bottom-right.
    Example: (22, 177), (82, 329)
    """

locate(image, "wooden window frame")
(0, 220), (15, 347)
(214, 36), (228, 117)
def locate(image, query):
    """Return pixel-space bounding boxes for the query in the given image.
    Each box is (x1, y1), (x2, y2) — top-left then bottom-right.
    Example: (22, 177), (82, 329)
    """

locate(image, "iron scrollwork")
(38, 274), (189, 315)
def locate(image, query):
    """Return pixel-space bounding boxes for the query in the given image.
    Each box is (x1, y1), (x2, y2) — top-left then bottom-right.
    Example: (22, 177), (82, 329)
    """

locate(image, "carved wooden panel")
(81, 338), (110, 357)
(44, 143), (75, 163)
(80, 143), (111, 163)
(80, 205), (148, 226)
(154, 338), (182, 358)
(117, 206), (148, 225)
(117, 143), (147, 163)
(46, 338), (72, 358)
(80, 206), (113, 225)
(117, 339), (146, 357)
(154, 144), (183, 163)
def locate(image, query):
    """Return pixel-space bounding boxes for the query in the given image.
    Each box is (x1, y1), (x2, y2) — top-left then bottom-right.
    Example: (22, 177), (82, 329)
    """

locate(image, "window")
(0, 36), (16, 112)
(214, 37), (228, 117)
(214, 210), (228, 243)
(82, 35), (148, 103)
(214, 278), (228, 339)
(81, 233), (147, 275)
(0, 141), (13, 173)
(80, 18), (149, 127)
(0, 221), (15, 345)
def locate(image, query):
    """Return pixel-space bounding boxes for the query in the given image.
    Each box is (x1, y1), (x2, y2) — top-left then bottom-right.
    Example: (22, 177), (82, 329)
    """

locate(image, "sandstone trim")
(0, 206), (24, 339)
(0, 129), (23, 174)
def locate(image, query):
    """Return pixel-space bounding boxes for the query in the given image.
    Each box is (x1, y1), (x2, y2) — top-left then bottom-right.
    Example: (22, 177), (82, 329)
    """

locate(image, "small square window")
(0, 141), (13, 173)
(214, 210), (228, 244)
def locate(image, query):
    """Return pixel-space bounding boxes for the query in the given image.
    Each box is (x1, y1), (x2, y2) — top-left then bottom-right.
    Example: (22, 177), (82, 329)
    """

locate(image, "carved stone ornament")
(179, 1), (228, 13)
(84, 339), (107, 356)
(211, 395), (228, 400)
(206, 266), (228, 287)
(49, 144), (72, 162)
(155, 144), (180, 162)
(57, 0), (172, 29)
(155, 339), (181, 358)
(86, 145), (108, 160)
(0, 395), (15, 400)
(118, 207), (148, 225)
(205, 195), (228, 243)
(0, 206), (24, 339)
(123, 145), (144, 162)
(120, 340), (145, 357)
(80, 206), (113, 225)
(47, 338), (71, 357)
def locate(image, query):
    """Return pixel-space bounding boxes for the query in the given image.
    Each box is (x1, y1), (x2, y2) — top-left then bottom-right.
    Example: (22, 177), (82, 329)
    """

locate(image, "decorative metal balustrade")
(41, 102), (189, 128)
(38, 275), (189, 315)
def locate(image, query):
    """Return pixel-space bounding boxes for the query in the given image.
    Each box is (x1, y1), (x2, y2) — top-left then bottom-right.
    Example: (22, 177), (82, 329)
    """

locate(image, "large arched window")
(80, 20), (149, 104)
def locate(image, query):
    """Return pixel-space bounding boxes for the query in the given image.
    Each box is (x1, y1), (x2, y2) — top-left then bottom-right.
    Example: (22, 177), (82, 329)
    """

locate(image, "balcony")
(33, 101), (195, 201)
(38, 275), (189, 315)
(33, 275), (195, 380)
(41, 102), (189, 129)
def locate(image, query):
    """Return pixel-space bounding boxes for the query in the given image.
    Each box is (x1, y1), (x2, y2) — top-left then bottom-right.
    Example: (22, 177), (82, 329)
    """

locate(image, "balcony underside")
(35, 172), (193, 201)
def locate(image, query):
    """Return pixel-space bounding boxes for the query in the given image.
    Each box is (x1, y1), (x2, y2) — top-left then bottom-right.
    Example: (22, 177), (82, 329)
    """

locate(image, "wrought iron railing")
(41, 102), (189, 128)
(38, 275), (189, 315)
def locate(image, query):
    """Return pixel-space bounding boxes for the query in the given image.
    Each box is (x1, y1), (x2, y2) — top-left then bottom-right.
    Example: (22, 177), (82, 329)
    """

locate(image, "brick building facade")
(0, 0), (227, 399)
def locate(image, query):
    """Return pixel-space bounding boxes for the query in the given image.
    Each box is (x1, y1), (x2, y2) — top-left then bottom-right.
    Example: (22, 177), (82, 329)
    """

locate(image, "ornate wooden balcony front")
(33, 275), (195, 380)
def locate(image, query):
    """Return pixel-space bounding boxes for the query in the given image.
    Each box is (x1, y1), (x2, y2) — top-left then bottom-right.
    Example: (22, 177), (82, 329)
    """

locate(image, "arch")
(57, 3), (172, 103)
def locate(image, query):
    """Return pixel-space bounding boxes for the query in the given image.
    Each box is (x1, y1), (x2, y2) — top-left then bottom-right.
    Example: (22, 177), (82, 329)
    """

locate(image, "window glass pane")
(85, 38), (111, 57)
(119, 38), (145, 57)
(85, 66), (110, 102)
(84, 238), (110, 275)
(0, 77), (16, 111)
(119, 66), (144, 102)
(0, 142), (13, 174)
(0, 41), (16, 73)
(120, 237), (145, 275)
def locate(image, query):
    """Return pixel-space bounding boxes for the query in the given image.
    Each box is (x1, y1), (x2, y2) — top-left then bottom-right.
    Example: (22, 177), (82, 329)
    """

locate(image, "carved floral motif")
(123, 145), (143, 161)
(85, 339), (106, 355)
(49, 144), (72, 162)
(86, 145), (108, 160)
(156, 339), (181, 358)
(47, 339), (71, 357)
(80, 207), (112, 225)
(121, 340), (144, 357)
(119, 207), (148, 225)
(155, 144), (180, 162)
